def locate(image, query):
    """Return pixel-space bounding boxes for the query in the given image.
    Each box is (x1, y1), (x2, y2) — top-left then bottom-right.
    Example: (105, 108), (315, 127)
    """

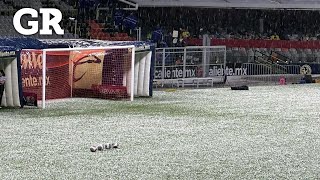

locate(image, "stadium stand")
(2, 0), (320, 64)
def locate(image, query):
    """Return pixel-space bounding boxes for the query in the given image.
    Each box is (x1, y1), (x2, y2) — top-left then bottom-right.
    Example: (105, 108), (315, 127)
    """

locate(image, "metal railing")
(154, 46), (312, 88)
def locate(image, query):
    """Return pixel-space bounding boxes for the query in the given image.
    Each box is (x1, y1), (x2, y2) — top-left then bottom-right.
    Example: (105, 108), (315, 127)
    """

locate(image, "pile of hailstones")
(90, 143), (118, 152)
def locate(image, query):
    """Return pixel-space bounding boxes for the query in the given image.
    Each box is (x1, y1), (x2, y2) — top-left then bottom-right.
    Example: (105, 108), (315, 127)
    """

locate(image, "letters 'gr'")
(13, 8), (64, 35)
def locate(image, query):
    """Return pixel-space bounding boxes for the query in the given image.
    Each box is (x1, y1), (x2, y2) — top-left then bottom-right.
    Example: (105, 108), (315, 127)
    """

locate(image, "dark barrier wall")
(289, 63), (320, 74)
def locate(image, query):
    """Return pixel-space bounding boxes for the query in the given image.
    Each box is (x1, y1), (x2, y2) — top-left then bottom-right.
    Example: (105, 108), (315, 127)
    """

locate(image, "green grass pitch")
(1, 84), (320, 179)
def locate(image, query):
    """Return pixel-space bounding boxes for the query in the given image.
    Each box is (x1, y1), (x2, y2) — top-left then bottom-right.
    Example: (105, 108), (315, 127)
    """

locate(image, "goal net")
(20, 45), (152, 108)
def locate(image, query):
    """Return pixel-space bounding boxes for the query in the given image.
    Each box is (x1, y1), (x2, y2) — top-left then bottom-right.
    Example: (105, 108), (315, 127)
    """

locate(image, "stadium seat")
(289, 48), (299, 62)
(314, 50), (320, 63)
(247, 48), (254, 63)
(298, 49), (307, 62)
(305, 49), (314, 62)
(281, 48), (292, 62)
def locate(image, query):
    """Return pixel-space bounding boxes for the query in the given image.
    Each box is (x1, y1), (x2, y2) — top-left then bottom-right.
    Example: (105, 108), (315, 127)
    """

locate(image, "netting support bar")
(42, 50), (47, 109)
(130, 47), (135, 101)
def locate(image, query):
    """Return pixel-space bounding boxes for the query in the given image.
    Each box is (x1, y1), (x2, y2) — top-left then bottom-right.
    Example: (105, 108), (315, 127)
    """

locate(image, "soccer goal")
(21, 45), (153, 108)
(154, 46), (227, 87)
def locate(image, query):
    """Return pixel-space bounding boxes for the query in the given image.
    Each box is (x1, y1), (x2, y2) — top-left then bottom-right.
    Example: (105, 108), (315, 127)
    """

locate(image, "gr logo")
(13, 8), (64, 36)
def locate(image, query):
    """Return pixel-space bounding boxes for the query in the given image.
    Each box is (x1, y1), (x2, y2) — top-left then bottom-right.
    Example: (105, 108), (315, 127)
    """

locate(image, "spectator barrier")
(154, 45), (306, 88)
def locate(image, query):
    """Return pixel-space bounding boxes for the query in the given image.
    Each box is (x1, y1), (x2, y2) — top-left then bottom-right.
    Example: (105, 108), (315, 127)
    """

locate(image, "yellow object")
(270, 35), (280, 40)
(182, 31), (190, 39)
(164, 88), (177, 92)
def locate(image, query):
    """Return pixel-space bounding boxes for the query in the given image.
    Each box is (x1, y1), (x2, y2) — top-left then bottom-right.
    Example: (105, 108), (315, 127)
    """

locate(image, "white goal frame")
(40, 45), (135, 109)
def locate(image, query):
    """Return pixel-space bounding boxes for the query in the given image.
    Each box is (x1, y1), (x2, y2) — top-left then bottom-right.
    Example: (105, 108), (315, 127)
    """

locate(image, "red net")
(21, 48), (133, 104)
(20, 50), (70, 101)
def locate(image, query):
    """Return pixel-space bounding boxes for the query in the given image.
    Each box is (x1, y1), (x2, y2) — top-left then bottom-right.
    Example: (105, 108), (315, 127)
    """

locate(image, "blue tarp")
(114, 9), (124, 26)
(0, 37), (47, 52)
(123, 14), (138, 30)
(0, 37), (154, 52)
